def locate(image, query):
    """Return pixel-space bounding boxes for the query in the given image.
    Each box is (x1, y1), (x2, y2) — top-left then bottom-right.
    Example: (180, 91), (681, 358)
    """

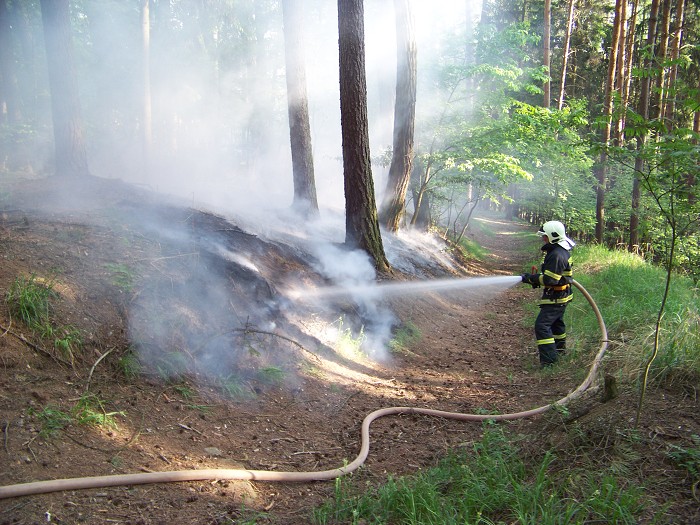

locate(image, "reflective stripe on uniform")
(553, 333), (566, 340)
(537, 337), (555, 346)
(538, 295), (574, 305)
(544, 269), (562, 280)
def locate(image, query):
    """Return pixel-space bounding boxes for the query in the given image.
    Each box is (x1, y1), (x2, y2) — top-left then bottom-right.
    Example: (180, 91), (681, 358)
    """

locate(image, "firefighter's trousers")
(535, 304), (567, 365)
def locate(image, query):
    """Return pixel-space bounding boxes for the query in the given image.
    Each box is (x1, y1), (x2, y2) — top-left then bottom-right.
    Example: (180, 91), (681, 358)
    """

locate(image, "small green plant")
(173, 384), (195, 399)
(667, 435), (700, 478)
(31, 405), (72, 437)
(333, 317), (366, 358)
(155, 351), (190, 380)
(257, 366), (285, 385)
(388, 320), (421, 354)
(5, 274), (54, 327)
(52, 325), (83, 362)
(118, 349), (142, 380)
(72, 395), (124, 429)
(219, 375), (251, 400)
(30, 396), (125, 437)
(105, 263), (135, 291)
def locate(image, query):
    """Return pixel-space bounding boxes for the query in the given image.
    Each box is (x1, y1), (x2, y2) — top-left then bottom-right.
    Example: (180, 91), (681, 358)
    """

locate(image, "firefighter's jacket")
(536, 242), (573, 306)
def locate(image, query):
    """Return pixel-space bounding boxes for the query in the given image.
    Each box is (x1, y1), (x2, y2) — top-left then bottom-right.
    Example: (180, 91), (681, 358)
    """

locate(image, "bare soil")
(0, 177), (698, 524)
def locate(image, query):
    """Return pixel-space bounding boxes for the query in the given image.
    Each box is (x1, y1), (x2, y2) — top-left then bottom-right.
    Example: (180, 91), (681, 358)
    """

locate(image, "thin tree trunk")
(141, 0), (152, 177)
(558, 0), (575, 110)
(662, 0), (686, 125)
(653, 0), (672, 122)
(379, 0), (417, 232)
(613, 0), (627, 145)
(338, 0), (389, 272)
(630, 0), (660, 249)
(283, 0), (319, 217)
(543, 0), (551, 108)
(595, 0), (624, 243)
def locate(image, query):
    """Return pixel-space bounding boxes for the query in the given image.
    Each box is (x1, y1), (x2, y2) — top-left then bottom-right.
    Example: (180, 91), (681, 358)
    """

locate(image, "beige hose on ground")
(0, 279), (608, 500)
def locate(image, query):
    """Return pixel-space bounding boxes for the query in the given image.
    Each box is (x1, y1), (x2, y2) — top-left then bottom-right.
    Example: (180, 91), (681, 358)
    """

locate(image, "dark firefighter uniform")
(524, 242), (573, 366)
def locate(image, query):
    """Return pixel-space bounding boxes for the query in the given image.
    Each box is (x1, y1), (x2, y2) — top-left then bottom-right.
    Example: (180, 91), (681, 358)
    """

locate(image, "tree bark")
(653, 0), (672, 122)
(283, 0), (319, 217)
(337, 0), (389, 272)
(543, 0), (551, 108)
(662, 0), (686, 125)
(630, 0), (660, 249)
(40, 0), (90, 178)
(379, 0), (417, 232)
(0, 0), (21, 124)
(594, 0), (623, 243)
(558, 0), (575, 110)
(141, 0), (152, 177)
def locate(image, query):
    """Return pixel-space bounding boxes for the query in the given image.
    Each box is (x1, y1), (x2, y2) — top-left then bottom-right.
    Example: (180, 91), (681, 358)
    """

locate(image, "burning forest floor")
(0, 176), (698, 524)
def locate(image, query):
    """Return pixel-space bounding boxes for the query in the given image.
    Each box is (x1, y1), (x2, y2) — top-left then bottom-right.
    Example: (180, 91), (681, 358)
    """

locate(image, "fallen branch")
(0, 323), (69, 366)
(85, 348), (116, 392)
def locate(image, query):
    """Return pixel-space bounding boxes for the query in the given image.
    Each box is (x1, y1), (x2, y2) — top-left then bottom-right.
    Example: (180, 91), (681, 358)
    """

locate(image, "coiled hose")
(0, 279), (607, 499)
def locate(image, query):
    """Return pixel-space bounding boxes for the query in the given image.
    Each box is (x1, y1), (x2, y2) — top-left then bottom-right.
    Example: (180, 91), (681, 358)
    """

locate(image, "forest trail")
(1, 183), (697, 524)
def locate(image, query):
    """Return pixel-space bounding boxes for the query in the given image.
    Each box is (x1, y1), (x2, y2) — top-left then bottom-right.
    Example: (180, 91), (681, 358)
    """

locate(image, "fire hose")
(0, 279), (608, 500)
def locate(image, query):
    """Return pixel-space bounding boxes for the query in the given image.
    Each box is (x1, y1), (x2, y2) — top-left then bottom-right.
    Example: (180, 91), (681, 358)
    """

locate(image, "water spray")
(288, 275), (522, 301)
(0, 280), (608, 500)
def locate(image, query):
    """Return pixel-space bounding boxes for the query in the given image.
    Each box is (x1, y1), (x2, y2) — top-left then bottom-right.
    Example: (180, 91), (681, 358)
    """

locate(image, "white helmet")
(537, 221), (575, 248)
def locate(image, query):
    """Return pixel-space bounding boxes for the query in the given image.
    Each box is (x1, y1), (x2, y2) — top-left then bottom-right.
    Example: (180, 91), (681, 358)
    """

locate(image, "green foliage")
(31, 406), (73, 438)
(105, 263), (135, 292)
(5, 275), (83, 362)
(666, 435), (700, 479)
(256, 366), (285, 385)
(389, 320), (421, 355)
(118, 348), (142, 380)
(218, 375), (253, 400)
(30, 395), (124, 437)
(5, 274), (54, 328)
(312, 426), (654, 524)
(568, 245), (700, 382)
(72, 395), (125, 429)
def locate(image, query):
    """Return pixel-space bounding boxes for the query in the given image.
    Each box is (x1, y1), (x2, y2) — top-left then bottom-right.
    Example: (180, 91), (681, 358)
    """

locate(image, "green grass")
(5, 274), (54, 327)
(105, 263), (136, 292)
(311, 426), (655, 525)
(389, 320), (421, 355)
(30, 395), (124, 437)
(256, 366), (285, 385)
(5, 274), (83, 362)
(569, 244), (700, 383)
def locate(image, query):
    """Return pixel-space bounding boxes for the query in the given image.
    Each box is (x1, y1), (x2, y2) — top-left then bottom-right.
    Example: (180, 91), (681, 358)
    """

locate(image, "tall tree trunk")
(630, 0), (660, 249)
(594, 0), (624, 243)
(337, 0), (389, 272)
(662, 0), (686, 125)
(141, 0), (152, 178)
(0, 0), (21, 124)
(620, 0), (638, 117)
(558, 0), (576, 110)
(40, 0), (90, 178)
(379, 0), (417, 232)
(283, 0), (319, 217)
(543, 0), (551, 108)
(613, 0), (627, 145)
(653, 0), (672, 122)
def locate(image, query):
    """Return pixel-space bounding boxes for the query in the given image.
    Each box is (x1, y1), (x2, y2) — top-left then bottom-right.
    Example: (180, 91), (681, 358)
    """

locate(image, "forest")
(0, 1), (699, 523)
(1, 0), (698, 277)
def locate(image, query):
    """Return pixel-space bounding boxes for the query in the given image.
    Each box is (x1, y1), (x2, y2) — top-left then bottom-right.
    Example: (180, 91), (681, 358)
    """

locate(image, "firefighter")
(521, 221), (575, 367)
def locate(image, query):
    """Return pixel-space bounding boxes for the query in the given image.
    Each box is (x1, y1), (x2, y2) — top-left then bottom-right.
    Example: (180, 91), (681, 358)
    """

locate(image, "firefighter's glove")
(521, 273), (540, 289)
